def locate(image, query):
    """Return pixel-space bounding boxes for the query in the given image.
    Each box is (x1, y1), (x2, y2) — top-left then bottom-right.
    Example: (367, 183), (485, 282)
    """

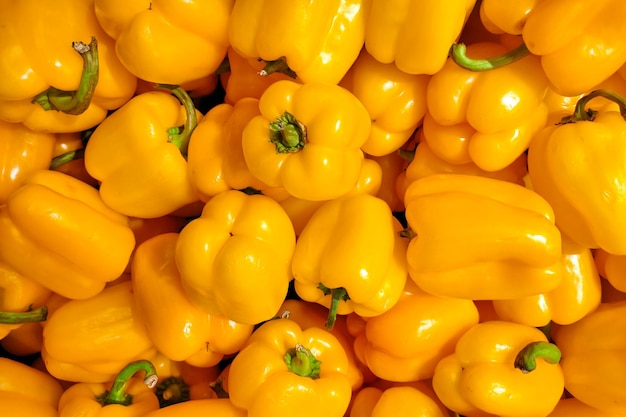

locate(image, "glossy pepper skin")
(426, 41), (548, 172)
(242, 79), (371, 201)
(528, 90), (626, 255)
(0, 0), (136, 133)
(292, 193), (408, 330)
(42, 282), (156, 383)
(228, 318), (353, 417)
(404, 174), (562, 300)
(132, 233), (254, 366)
(432, 320), (564, 417)
(84, 87), (202, 219)
(0, 357), (64, 417)
(228, 0), (370, 85)
(547, 397), (624, 417)
(552, 301), (626, 414)
(349, 385), (450, 417)
(0, 170), (135, 300)
(175, 189), (296, 326)
(365, 0), (476, 75)
(143, 398), (247, 417)
(95, 0), (233, 85)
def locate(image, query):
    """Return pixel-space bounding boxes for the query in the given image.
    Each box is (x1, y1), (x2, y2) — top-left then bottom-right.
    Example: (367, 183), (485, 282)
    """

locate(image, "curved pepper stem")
(155, 84), (198, 157)
(317, 284), (349, 331)
(0, 305), (47, 324)
(100, 360), (158, 406)
(155, 376), (190, 408)
(270, 111), (307, 153)
(259, 58), (297, 79)
(284, 343), (321, 379)
(49, 148), (85, 170)
(449, 42), (530, 71)
(559, 89), (626, 124)
(32, 37), (99, 115)
(514, 341), (562, 374)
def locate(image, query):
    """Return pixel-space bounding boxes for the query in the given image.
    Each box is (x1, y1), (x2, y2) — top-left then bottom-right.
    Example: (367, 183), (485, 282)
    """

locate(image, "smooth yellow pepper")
(175, 189), (296, 326)
(349, 385), (450, 417)
(227, 317), (353, 417)
(242, 79), (372, 201)
(143, 398), (247, 417)
(432, 320), (564, 417)
(0, 169), (135, 300)
(404, 174), (562, 300)
(547, 397), (623, 417)
(594, 249), (626, 293)
(0, 0), (136, 133)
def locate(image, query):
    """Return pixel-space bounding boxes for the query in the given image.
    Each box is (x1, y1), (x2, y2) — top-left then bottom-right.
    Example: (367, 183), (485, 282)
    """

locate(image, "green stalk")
(49, 148), (85, 170)
(155, 84), (199, 157)
(449, 42), (530, 71)
(559, 89), (626, 124)
(155, 376), (190, 408)
(317, 284), (349, 331)
(0, 306), (47, 324)
(269, 111), (307, 153)
(32, 37), (99, 115)
(514, 341), (562, 374)
(284, 343), (321, 379)
(259, 58), (297, 78)
(99, 360), (158, 406)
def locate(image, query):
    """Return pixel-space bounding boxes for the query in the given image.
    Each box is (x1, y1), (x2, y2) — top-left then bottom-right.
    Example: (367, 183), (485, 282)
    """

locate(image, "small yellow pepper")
(432, 320), (564, 417)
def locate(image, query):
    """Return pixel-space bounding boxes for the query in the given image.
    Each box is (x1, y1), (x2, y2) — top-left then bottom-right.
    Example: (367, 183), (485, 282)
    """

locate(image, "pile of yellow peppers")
(2, 0), (626, 416)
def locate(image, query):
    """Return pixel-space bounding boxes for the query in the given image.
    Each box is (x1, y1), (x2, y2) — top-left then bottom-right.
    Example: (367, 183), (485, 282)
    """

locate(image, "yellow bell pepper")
(492, 233), (602, 327)
(175, 189), (296, 326)
(547, 397), (623, 417)
(50, 131), (99, 188)
(351, 279), (479, 382)
(0, 169), (135, 300)
(42, 281), (156, 383)
(0, 321), (44, 357)
(143, 398), (247, 417)
(0, 357), (64, 417)
(228, 0), (370, 85)
(551, 300), (626, 414)
(594, 249), (626, 293)
(94, 0), (233, 85)
(365, 0), (476, 75)
(84, 85), (202, 218)
(132, 232), (254, 366)
(0, 0), (137, 133)
(404, 174), (562, 300)
(528, 89), (626, 255)
(432, 320), (564, 417)
(57, 360), (160, 417)
(427, 40), (549, 172)
(349, 384), (450, 417)
(292, 193), (408, 330)
(227, 317), (353, 417)
(366, 152), (407, 213)
(242, 79), (372, 201)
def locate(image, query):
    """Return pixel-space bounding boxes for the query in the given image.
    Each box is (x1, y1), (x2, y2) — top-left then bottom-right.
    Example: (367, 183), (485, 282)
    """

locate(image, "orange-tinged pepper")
(242, 79), (372, 201)
(0, 321), (43, 357)
(84, 86), (202, 218)
(50, 131), (99, 188)
(404, 174), (562, 300)
(349, 385), (450, 417)
(365, 0), (476, 75)
(0, 0), (136, 133)
(175, 189), (296, 326)
(547, 397), (624, 417)
(366, 152), (407, 212)
(132, 233), (254, 365)
(0, 169), (135, 300)
(94, 0), (233, 85)
(42, 281), (156, 383)
(432, 320), (564, 417)
(143, 398), (247, 417)
(594, 249), (626, 293)
(228, 0), (370, 85)
(228, 317), (353, 417)
(0, 357), (64, 417)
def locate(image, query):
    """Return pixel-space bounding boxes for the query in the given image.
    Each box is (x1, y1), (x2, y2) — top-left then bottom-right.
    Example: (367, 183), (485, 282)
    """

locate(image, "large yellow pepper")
(551, 301), (626, 414)
(42, 281), (156, 383)
(175, 189), (296, 326)
(94, 0), (233, 85)
(292, 193), (408, 330)
(242, 79), (371, 201)
(432, 320), (564, 417)
(228, 0), (370, 85)
(227, 317), (353, 417)
(404, 174), (562, 300)
(0, 169), (135, 300)
(0, 357), (64, 417)
(528, 90), (626, 255)
(132, 233), (254, 367)
(84, 86), (202, 219)
(365, 0), (476, 75)
(0, 0), (136, 133)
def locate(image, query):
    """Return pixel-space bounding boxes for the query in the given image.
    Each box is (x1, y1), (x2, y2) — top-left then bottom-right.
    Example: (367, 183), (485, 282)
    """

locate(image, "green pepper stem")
(514, 341), (562, 374)
(559, 89), (626, 124)
(155, 84), (198, 157)
(317, 284), (349, 331)
(210, 377), (230, 399)
(102, 360), (158, 406)
(49, 148), (85, 170)
(32, 37), (99, 115)
(269, 111), (307, 153)
(284, 343), (322, 379)
(449, 42), (530, 71)
(155, 376), (190, 408)
(0, 306), (47, 324)
(259, 58), (297, 79)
